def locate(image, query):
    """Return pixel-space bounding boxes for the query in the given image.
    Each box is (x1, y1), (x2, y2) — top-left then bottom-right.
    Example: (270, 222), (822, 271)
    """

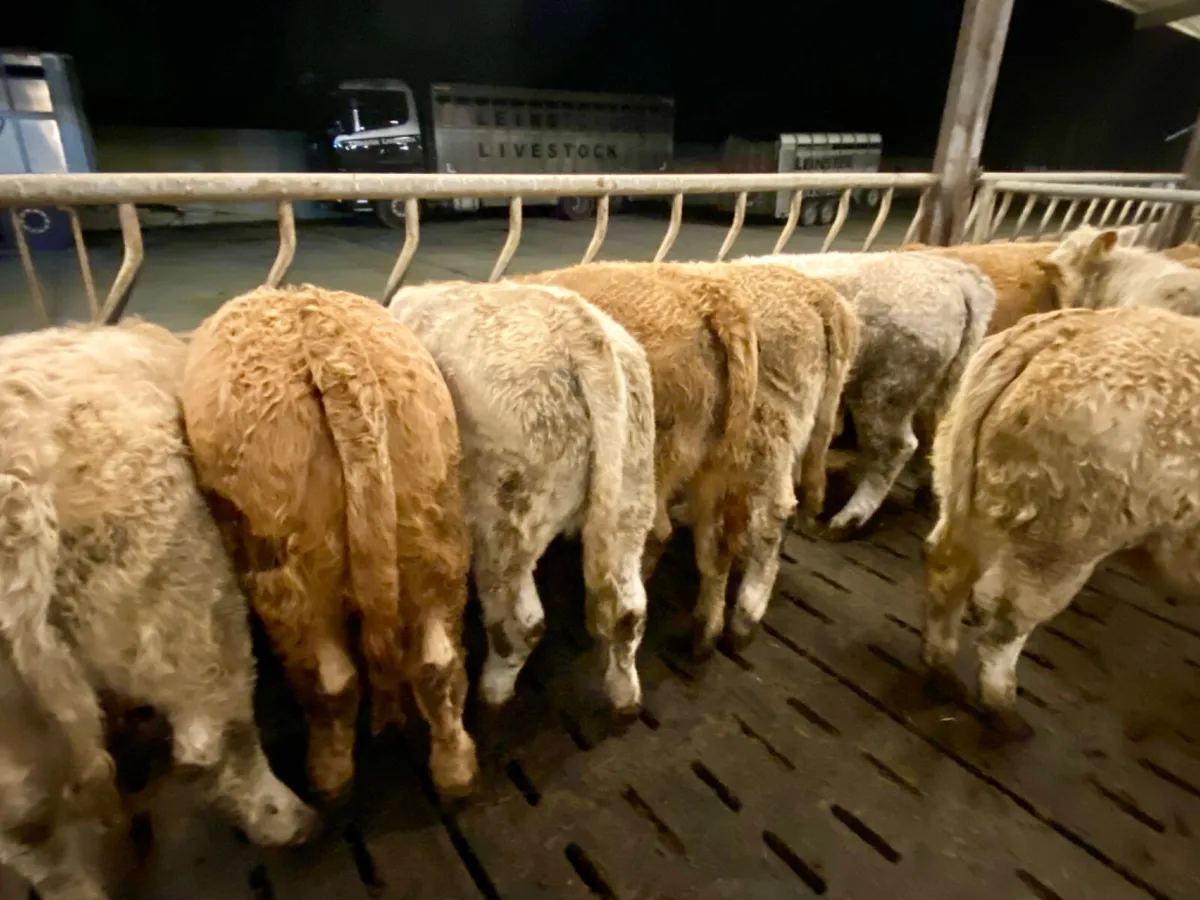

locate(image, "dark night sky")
(10, 0), (1200, 170)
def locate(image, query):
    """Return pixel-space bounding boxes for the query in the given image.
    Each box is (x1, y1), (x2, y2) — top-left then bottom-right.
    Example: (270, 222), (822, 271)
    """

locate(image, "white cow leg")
(594, 557), (649, 716)
(478, 566), (545, 708)
(827, 415), (918, 539)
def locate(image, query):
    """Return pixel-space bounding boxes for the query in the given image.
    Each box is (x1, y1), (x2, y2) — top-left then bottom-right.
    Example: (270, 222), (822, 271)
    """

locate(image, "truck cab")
(322, 78), (426, 226)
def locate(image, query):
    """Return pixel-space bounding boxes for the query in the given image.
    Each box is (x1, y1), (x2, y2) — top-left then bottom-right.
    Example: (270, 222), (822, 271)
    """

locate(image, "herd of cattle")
(3, 220), (1200, 898)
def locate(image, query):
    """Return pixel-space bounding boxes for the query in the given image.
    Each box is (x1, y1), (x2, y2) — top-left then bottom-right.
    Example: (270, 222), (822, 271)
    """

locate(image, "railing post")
(716, 192), (748, 262)
(488, 196), (523, 283)
(1161, 107), (1200, 247)
(381, 198), (421, 305)
(98, 203), (145, 325)
(654, 193), (684, 263)
(971, 183), (997, 244)
(8, 208), (50, 326)
(918, 0), (1016, 246)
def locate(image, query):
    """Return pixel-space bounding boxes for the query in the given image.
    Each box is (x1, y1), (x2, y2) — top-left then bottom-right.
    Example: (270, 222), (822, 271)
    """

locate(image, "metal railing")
(964, 173), (1196, 246)
(0, 171), (937, 326)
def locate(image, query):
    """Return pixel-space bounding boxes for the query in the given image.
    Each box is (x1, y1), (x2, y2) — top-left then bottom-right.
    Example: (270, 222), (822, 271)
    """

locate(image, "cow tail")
(797, 288), (862, 518)
(702, 283), (760, 541)
(567, 299), (631, 626)
(929, 264), (997, 427)
(298, 302), (405, 729)
(0, 378), (117, 822)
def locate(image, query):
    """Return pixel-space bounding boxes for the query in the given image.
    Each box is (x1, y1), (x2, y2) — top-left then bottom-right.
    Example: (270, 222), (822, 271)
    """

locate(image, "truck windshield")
(350, 90), (409, 131)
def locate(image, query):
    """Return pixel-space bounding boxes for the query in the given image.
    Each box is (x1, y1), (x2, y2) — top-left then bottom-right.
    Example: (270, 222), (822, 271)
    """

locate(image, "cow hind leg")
(477, 559), (546, 709)
(640, 505), (673, 583)
(826, 407), (918, 540)
(0, 828), (106, 900)
(248, 563), (360, 803)
(587, 552), (648, 717)
(728, 455), (795, 650)
(688, 475), (735, 660)
(151, 689), (317, 847)
(411, 612), (478, 799)
(974, 549), (1100, 740)
(921, 527), (980, 703)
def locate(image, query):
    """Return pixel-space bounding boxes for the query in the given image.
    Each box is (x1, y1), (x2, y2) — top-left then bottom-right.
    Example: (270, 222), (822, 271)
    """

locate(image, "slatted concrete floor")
(9, 489), (1200, 900)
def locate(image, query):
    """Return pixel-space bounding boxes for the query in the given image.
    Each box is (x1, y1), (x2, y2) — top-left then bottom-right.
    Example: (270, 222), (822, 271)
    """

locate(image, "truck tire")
(375, 199), (408, 230)
(556, 197), (596, 221)
(819, 199), (838, 226)
(864, 188), (882, 208)
(800, 201), (820, 228)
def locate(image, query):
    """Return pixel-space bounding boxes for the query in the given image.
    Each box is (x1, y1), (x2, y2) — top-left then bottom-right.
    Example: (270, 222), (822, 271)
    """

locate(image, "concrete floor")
(0, 204), (919, 335)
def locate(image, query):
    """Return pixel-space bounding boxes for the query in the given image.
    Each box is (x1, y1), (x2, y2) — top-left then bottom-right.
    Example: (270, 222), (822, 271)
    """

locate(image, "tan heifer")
(1040, 224), (1200, 316)
(898, 241), (1059, 335)
(181, 285), (477, 802)
(511, 263), (758, 656)
(388, 281), (656, 714)
(661, 262), (860, 644)
(0, 321), (315, 900)
(923, 306), (1200, 739)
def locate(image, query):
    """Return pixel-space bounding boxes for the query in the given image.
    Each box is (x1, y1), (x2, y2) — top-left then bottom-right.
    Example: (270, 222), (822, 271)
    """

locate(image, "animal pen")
(3, 0), (1200, 898)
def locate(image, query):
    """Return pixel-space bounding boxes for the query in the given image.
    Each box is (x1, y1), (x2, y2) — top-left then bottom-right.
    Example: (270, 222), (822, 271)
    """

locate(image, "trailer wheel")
(556, 197), (596, 221)
(800, 202), (820, 228)
(819, 199), (837, 226)
(864, 189), (882, 208)
(375, 199), (408, 230)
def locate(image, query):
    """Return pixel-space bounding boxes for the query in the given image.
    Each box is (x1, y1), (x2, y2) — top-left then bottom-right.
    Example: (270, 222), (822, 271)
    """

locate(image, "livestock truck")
(308, 78), (676, 228)
(0, 49), (97, 251)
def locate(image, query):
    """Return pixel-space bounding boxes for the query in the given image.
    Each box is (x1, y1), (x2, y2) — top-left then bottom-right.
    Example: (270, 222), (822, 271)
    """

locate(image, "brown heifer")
(662, 262), (860, 645)
(923, 306), (1200, 739)
(897, 241), (1059, 335)
(181, 285), (477, 801)
(511, 263), (759, 655)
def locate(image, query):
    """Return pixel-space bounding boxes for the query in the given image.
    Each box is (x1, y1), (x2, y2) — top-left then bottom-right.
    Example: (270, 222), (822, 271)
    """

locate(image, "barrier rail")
(3, 170), (1197, 330)
(0, 171), (937, 326)
(965, 179), (1200, 246)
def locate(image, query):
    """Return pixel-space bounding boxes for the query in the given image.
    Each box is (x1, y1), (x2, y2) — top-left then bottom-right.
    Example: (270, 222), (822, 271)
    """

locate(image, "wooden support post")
(919, 0), (1015, 246)
(1161, 108), (1200, 248)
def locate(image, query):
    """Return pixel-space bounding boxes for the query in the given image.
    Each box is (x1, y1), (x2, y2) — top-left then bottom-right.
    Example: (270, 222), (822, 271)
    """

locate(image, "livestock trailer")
(0, 49), (96, 251)
(711, 132), (884, 225)
(317, 78), (675, 227)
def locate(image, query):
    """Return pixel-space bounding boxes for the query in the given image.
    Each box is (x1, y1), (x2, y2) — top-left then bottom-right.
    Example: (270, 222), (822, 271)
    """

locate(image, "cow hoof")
(823, 522), (861, 543)
(921, 667), (965, 705)
(436, 770), (481, 812)
(911, 485), (935, 513)
(982, 709), (1036, 745)
(691, 635), (718, 664)
(962, 601), (989, 629)
(721, 627), (756, 655)
(318, 780), (356, 812)
(610, 703), (642, 727)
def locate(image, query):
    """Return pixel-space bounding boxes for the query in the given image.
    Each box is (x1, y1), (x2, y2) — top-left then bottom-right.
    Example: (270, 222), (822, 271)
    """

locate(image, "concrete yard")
(0, 205), (918, 334)
(1, 204), (1198, 900)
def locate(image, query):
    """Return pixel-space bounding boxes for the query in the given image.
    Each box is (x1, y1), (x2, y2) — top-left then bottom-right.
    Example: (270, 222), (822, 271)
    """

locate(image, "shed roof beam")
(1136, 0), (1200, 30)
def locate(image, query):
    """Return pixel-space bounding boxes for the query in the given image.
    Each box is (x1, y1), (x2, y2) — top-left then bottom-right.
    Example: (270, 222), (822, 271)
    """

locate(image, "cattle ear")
(1113, 226), (1140, 247)
(1089, 230), (1118, 258)
(1034, 258), (1059, 279)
